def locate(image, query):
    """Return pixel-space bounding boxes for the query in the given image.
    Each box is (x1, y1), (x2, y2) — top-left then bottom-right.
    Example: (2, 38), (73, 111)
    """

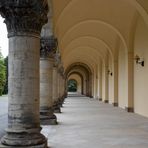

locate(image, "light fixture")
(108, 70), (113, 76)
(134, 55), (144, 67)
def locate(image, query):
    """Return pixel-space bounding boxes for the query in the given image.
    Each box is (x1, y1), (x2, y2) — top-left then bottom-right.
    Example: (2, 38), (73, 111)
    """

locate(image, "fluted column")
(0, 1), (48, 147)
(40, 37), (57, 125)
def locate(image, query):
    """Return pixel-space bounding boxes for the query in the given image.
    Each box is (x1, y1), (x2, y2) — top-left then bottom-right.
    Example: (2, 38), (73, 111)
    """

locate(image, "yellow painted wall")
(134, 16), (148, 117)
(108, 54), (114, 104)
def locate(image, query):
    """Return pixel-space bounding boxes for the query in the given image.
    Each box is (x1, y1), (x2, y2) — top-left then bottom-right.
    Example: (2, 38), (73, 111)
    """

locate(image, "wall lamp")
(108, 70), (113, 76)
(134, 55), (144, 67)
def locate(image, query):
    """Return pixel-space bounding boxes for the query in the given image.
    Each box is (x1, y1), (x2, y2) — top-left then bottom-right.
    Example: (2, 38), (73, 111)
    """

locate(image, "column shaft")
(0, 1), (48, 147)
(1, 36), (47, 147)
(53, 67), (61, 113)
(40, 58), (57, 125)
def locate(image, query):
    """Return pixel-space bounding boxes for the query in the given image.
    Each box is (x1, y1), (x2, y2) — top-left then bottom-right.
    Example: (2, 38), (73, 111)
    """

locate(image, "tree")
(3, 56), (8, 94)
(68, 79), (77, 92)
(0, 48), (6, 96)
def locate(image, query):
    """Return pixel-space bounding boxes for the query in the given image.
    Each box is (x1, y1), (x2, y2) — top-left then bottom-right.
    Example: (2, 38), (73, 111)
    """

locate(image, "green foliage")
(68, 79), (77, 92)
(3, 56), (8, 94)
(0, 50), (6, 96)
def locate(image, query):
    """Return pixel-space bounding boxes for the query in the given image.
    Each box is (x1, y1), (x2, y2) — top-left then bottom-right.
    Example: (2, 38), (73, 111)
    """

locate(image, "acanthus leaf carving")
(0, 0), (49, 37)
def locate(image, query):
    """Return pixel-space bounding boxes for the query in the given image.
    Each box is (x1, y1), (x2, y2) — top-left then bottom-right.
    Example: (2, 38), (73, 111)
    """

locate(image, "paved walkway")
(1, 96), (148, 147)
(43, 96), (148, 148)
(0, 95), (8, 139)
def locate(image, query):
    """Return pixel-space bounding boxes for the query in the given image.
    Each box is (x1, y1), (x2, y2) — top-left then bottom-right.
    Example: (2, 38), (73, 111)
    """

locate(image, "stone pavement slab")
(0, 95), (8, 139)
(0, 95), (8, 116)
(1, 95), (148, 148)
(42, 96), (148, 148)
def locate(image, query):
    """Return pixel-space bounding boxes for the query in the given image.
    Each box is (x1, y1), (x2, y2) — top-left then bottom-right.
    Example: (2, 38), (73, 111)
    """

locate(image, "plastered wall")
(134, 16), (148, 117)
(108, 54), (114, 104)
(118, 43), (128, 109)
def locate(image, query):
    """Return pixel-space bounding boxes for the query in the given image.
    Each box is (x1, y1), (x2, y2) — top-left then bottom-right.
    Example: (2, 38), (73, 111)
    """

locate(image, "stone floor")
(0, 95), (8, 139)
(1, 95), (148, 147)
(43, 96), (148, 148)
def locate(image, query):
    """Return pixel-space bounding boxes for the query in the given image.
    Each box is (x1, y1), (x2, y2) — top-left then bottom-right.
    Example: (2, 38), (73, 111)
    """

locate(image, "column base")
(59, 103), (63, 108)
(53, 101), (62, 113)
(58, 98), (64, 107)
(54, 107), (61, 113)
(125, 107), (134, 113)
(0, 130), (47, 148)
(40, 107), (58, 125)
(40, 114), (57, 125)
(99, 98), (102, 101)
(104, 100), (109, 103)
(112, 102), (118, 107)
(0, 143), (47, 148)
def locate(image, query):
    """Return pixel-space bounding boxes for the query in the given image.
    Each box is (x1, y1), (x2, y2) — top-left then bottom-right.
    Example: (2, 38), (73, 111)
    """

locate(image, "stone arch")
(68, 72), (84, 94)
(62, 36), (113, 61)
(65, 62), (93, 97)
(59, 20), (128, 53)
(55, 0), (148, 34)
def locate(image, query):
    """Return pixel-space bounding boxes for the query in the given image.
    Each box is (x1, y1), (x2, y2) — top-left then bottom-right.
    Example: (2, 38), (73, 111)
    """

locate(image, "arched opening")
(65, 62), (93, 97)
(67, 79), (77, 93)
(68, 73), (83, 95)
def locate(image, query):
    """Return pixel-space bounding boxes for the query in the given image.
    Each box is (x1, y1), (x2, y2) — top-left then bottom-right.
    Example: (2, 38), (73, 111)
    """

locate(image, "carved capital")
(40, 36), (58, 58)
(0, 0), (48, 37)
(58, 65), (64, 76)
(54, 52), (61, 66)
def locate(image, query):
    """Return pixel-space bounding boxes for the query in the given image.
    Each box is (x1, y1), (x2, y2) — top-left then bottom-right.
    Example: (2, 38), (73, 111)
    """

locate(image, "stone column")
(64, 77), (68, 98)
(53, 66), (61, 113)
(0, 1), (48, 147)
(58, 66), (65, 106)
(57, 71), (60, 100)
(63, 76), (66, 98)
(61, 75), (65, 101)
(40, 37), (57, 125)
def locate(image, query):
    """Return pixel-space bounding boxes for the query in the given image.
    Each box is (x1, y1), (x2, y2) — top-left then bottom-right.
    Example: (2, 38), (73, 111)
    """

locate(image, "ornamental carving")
(40, 36), (58, 58)
(0, 0), (48, 37)
(58, 64), (64, 76)
(54, 51), (61, 66)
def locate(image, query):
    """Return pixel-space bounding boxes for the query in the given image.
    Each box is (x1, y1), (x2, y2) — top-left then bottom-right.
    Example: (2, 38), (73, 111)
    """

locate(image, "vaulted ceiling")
(50, 0), (148, 73)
